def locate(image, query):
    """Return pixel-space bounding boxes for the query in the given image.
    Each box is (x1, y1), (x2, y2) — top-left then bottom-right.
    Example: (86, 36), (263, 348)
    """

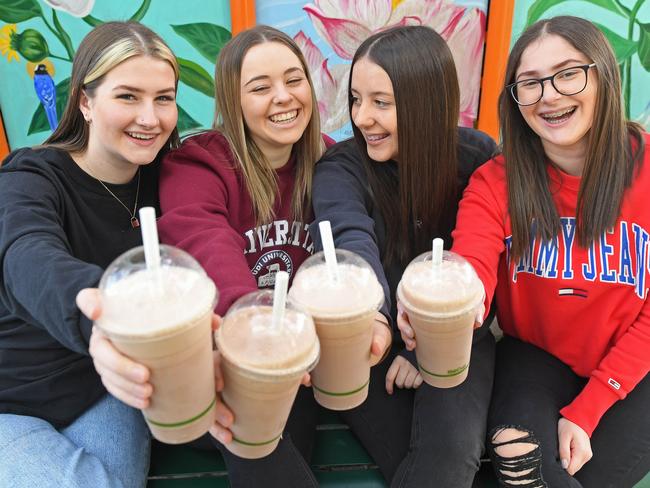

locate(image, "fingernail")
(561, 459), (568, 469)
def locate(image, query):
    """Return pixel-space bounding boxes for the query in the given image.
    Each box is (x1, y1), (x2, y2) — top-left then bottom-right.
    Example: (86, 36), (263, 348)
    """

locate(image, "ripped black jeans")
(487, 336), (650, 488)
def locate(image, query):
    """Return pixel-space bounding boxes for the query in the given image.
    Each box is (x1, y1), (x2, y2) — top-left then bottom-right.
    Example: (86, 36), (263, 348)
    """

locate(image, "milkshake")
(215, 290), (320, 459)
(397, 242), (483, 388)
(97, 245), (217, 444)
(289, 249), (384, 410)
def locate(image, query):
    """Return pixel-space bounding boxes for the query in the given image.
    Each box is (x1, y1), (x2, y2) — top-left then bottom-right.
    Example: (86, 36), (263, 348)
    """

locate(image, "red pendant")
(131, 217), (140, 228)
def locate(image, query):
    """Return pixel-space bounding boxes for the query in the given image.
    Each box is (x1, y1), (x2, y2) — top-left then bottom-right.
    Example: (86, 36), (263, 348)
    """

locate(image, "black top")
(311, 127), (497, 353)
(0, 147), (159, 427)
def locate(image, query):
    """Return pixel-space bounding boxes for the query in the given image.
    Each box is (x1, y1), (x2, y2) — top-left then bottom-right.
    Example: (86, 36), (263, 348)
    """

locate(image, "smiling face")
(80, 55), (177, 179)
(350, 57), (398, 162)
(515, 34), (597, 161)
(239, 42), (313, 158)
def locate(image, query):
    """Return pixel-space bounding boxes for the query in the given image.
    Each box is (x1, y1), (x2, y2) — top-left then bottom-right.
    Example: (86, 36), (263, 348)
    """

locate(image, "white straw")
(432, 238), (444, 267)
(319, 220), (339, 282)
(272, 271), (289, 329)
(139, 207), (160, 271)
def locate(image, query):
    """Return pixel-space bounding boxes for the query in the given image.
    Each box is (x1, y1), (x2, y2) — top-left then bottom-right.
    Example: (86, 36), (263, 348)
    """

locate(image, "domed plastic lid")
(97, 244), (217, 338)
(398, 249), (483, 318)
(216, 290), (320, 378)
(288, 249), (384, 318)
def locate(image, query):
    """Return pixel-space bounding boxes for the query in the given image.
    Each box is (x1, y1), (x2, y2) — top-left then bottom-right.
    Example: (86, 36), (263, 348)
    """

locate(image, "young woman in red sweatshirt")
(400, 16), (649, 487)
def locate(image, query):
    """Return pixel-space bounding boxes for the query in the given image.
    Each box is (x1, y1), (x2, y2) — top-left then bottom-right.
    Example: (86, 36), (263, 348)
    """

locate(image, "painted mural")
(0, 0), (231, 149)
(511, 0), (650, 129)
(256, 0), (489, 140)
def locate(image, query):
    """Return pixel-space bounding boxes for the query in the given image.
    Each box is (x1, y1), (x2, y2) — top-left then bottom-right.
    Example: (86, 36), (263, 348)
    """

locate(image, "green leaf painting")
(638, 22), (650, 71)
(28, 77), (70, 135)
(130, 0), (152, 22)
(177, 105), (203, 133)
(172, 23), (231, 63)
(526, 0), (628, 26)
(594, 22), (638, 60)
(178, 57), (215, 98)
(0, 0), (42, 23)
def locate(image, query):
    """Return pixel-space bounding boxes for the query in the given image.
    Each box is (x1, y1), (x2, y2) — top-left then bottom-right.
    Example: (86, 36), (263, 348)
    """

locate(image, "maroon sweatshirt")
(158, 130), (329, 315)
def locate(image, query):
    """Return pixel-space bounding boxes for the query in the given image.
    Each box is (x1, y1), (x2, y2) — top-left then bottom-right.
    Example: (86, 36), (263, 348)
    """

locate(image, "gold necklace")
(84, 163), (141, 228)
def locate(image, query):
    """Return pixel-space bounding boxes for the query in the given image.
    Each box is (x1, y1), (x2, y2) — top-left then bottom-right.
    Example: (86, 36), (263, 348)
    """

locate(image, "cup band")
(311, 378), (370, 397)
(145, 397), (216, 428)
(233, 433), (282, 447)
(417, 363), (469, 378)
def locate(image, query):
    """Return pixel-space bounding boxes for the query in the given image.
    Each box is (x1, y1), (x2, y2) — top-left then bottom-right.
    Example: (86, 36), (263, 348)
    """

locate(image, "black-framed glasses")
(507, 63), (596, 106)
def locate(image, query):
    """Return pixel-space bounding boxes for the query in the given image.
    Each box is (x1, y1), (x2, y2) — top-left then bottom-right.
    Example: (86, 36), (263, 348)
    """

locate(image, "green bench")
(147, 409), (498, 487)
(147, 409), (650, 487)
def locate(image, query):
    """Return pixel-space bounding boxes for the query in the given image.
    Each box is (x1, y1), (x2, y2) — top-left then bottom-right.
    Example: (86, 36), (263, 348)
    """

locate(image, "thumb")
(558, 429), (571, 470)
(76, 288), (102, 321)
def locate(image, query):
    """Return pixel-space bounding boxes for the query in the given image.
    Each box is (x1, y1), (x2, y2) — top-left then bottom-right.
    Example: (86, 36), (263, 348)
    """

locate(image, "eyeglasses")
(507, 63), (596, 106)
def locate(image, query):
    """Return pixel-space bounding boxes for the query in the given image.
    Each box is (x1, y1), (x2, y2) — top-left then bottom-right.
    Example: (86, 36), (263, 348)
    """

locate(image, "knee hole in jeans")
(489, 426), (547, 488)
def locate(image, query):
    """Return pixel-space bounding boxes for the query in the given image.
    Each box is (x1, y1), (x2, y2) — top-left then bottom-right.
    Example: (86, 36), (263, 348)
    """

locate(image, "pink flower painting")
(300, 0), (486, 130)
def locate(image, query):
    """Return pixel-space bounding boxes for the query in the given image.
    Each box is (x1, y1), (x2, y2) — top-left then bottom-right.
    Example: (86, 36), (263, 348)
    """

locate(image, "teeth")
(128, 132), (155, 140)
(270, 110), (298, 123)
(367, 134), (387, 141)
(541, 107), (575, 119)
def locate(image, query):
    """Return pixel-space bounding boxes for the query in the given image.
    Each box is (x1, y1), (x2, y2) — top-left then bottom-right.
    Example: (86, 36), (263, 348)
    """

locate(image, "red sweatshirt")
(158, 131), (328, 316)
(452, 133), (650, 437)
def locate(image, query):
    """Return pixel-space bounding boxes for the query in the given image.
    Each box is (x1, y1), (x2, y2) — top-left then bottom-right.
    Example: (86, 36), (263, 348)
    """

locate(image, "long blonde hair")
(46, 21), (180, 152)
(214, 25), (323, 224)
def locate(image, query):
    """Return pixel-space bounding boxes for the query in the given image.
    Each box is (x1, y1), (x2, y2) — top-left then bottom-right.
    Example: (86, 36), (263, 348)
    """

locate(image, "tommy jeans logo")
(504, 217), (650, 299)
(608, 378), (621, 390)
(558, 288), (588, 298)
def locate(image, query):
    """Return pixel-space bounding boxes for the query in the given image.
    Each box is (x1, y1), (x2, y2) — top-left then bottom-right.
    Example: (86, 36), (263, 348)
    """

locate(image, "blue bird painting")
(34, 64), (57, 131)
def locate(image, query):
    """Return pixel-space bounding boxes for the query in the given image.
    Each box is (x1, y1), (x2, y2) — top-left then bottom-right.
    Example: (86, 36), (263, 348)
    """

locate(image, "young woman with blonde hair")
(88, 25), (334, 487)
(0, 21), (179, 487)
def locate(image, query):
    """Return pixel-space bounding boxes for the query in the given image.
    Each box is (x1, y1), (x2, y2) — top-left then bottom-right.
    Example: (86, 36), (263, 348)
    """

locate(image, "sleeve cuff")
(397, 347), (417, 367)
(80, 315), (94, 350)
(560, 377), (621, 437)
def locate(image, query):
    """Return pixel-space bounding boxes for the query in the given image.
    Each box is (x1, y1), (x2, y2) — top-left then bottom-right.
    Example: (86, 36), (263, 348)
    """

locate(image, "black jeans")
(341, 327), (496, 487)
(487, 336), (650, 488)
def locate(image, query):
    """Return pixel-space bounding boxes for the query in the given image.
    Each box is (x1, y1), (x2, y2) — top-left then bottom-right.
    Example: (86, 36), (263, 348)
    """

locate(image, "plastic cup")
(289, 249), (384, 410)
(215, 290), (320, 459)
(96, 244), (217, 444)
(396, 248), (483, 388)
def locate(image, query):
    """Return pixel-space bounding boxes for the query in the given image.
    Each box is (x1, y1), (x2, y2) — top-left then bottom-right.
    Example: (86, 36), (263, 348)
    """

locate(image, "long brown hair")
(501, 16), (644, 260)
(214, 25), (323, 224)
(45, 21), (180, 152)
(350, 25), (460, 264)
